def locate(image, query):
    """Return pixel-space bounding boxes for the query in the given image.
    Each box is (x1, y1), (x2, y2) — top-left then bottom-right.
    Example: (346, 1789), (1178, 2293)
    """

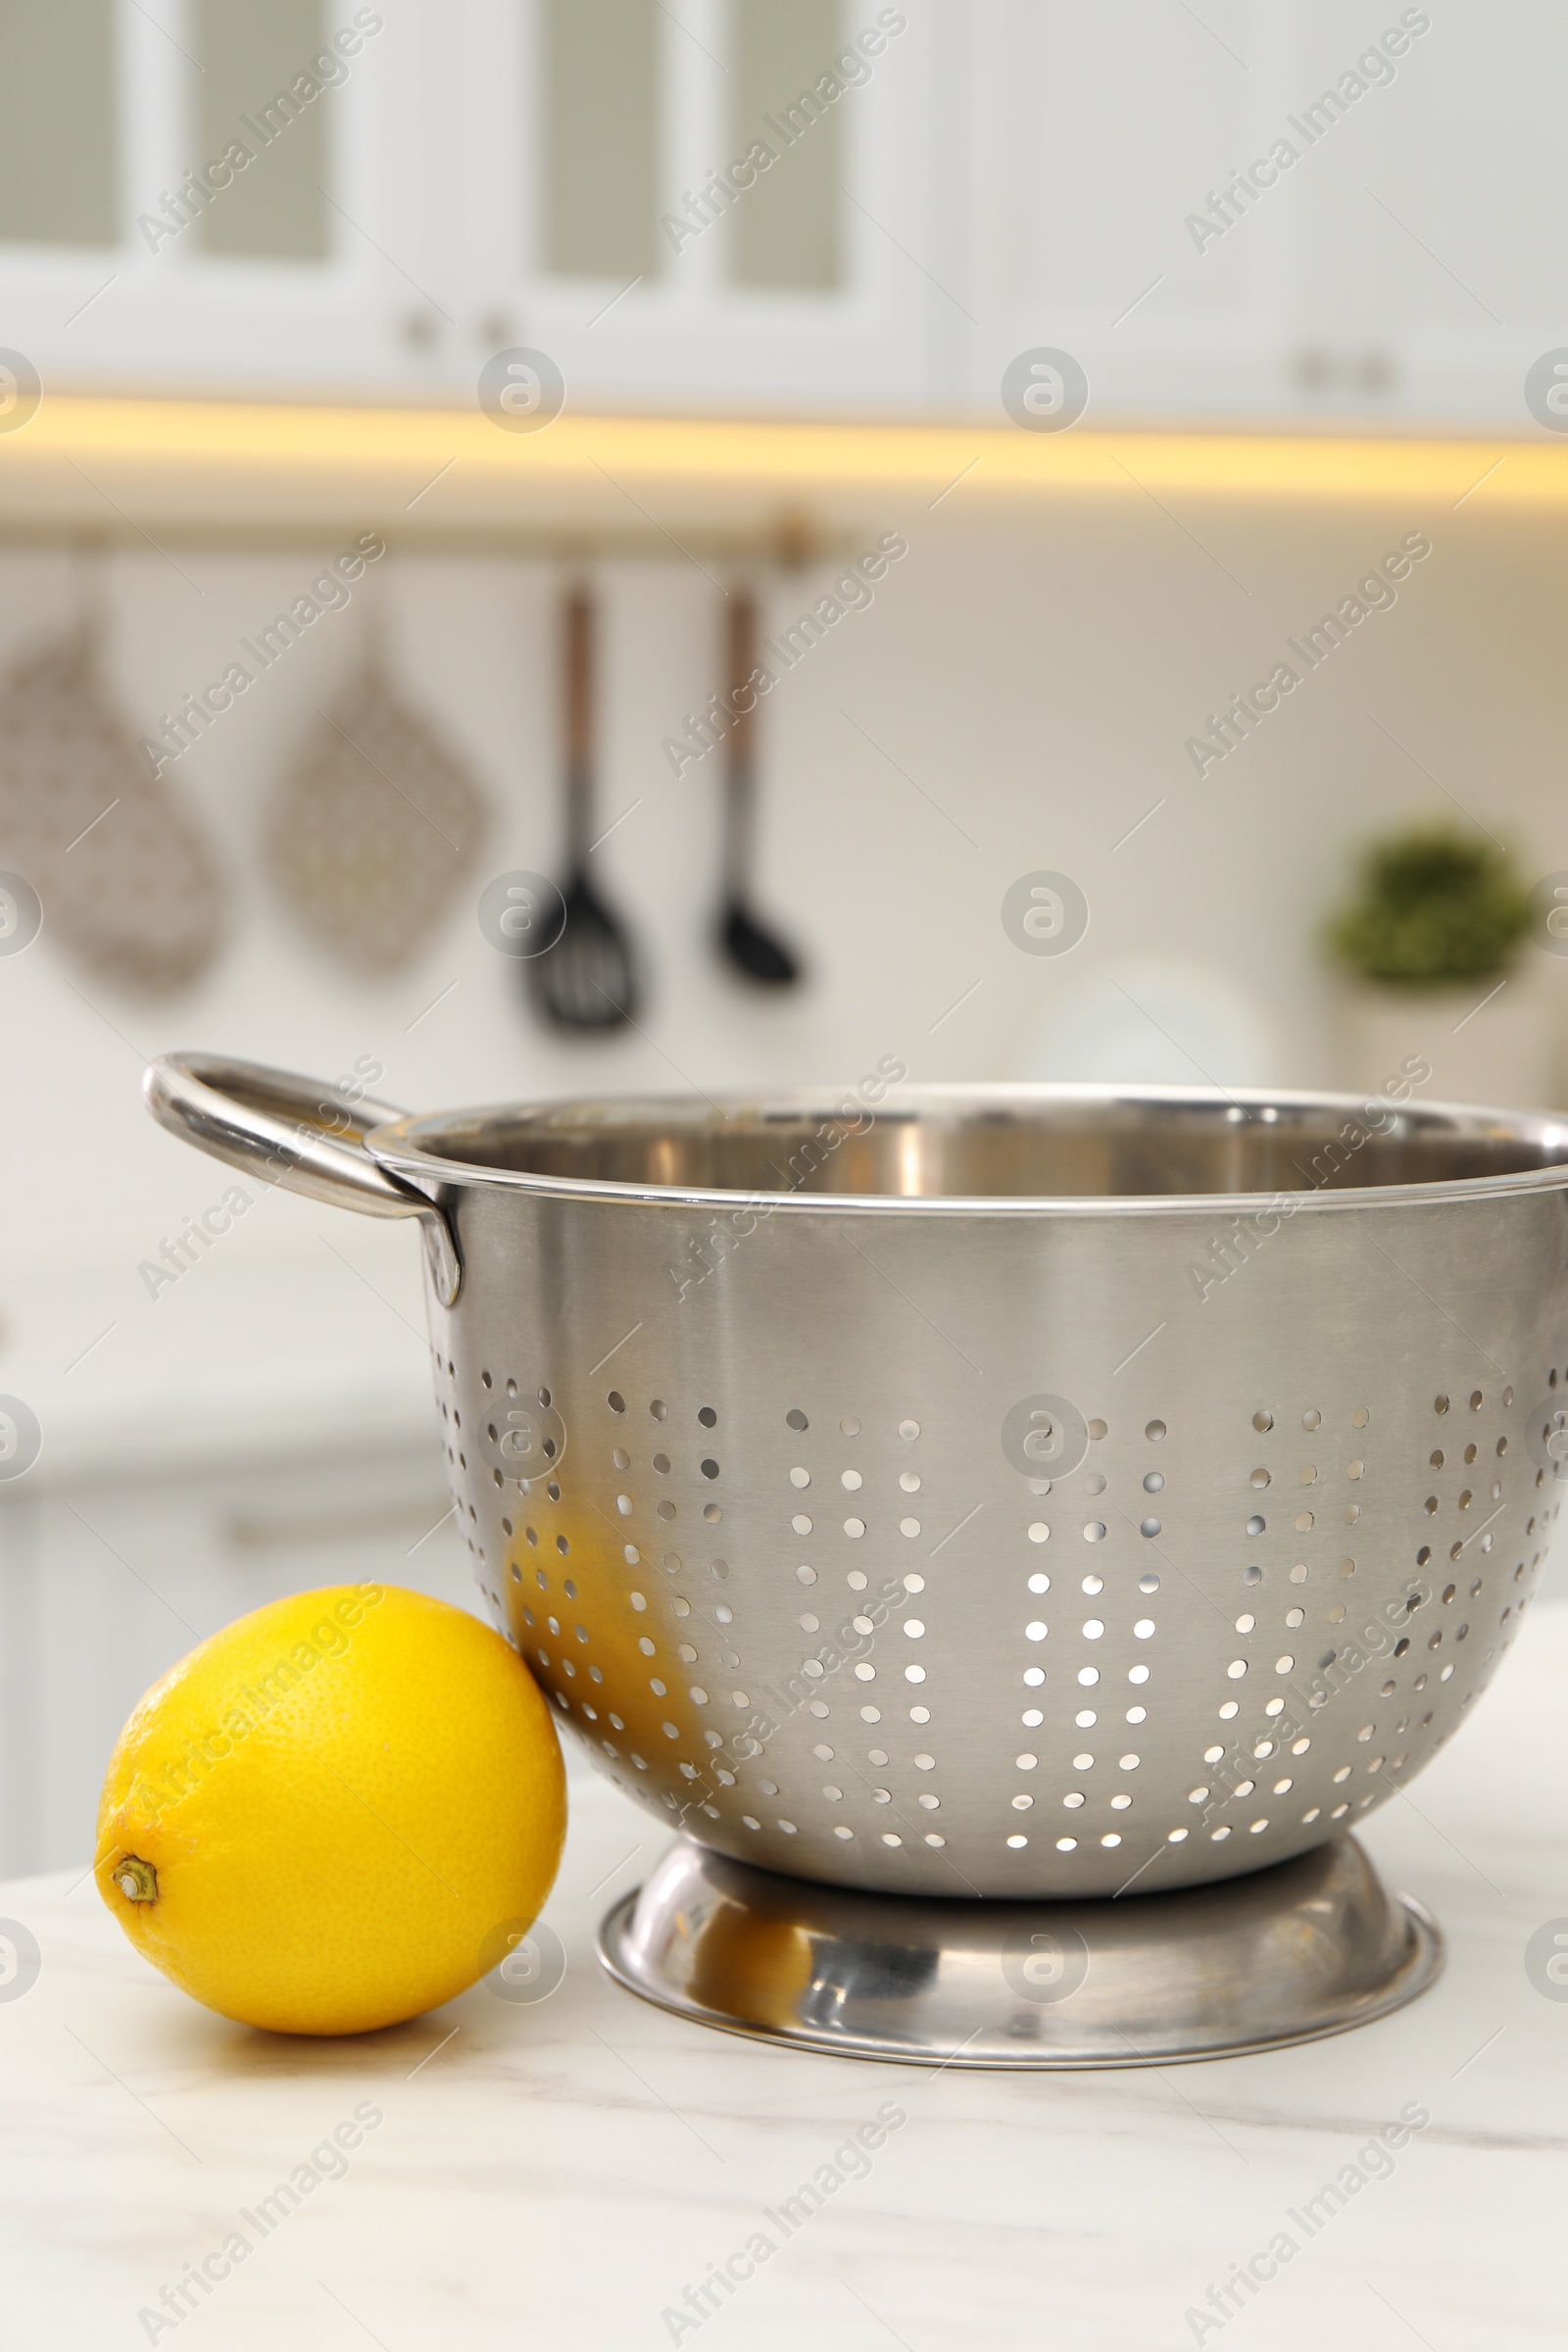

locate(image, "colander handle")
(142, 1053), (461, 1305)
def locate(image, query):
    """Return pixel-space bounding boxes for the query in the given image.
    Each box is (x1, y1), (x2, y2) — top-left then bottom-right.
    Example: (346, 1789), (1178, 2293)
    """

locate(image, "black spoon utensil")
(716, 587), (802, 987)
(529, 585), (641, 1031)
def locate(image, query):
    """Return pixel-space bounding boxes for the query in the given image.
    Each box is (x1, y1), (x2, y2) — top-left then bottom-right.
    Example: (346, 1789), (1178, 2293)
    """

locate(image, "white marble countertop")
(6, 1606), (1567, 2351)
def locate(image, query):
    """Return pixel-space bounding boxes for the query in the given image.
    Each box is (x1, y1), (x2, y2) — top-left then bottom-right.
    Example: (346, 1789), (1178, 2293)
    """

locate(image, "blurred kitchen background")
(3, 0), (1568, 1869)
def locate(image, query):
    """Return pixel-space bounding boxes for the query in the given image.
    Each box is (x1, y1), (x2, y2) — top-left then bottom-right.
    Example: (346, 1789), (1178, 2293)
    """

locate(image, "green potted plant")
(1326, 825), (1555, 1107)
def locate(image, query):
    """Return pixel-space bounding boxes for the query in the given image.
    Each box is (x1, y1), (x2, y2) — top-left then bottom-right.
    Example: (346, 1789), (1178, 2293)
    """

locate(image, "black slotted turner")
(529, 585), (641, 1031)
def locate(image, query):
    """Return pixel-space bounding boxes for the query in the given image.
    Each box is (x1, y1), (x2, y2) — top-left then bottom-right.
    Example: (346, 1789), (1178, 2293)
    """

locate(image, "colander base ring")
(597, 1835), (1442, 2069)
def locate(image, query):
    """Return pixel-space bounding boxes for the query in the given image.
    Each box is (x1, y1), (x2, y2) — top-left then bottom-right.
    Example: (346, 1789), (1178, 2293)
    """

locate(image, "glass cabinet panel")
(0, 0), (120, 247)
(194, 0), (331, 261)
(730, 0), (841, 290)
(543, 0), (659, 279)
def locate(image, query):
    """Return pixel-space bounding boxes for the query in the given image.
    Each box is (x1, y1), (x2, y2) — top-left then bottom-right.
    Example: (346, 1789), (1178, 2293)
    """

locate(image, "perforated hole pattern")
(428, 1331), (1561, 1899)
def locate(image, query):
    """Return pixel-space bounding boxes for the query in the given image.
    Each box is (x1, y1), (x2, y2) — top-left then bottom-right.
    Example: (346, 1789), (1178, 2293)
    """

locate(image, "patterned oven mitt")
(0, 622), (224, 996)
(264, 645), (489, 973)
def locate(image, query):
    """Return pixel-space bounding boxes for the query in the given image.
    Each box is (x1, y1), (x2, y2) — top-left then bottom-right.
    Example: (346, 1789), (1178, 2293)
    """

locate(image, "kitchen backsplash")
(2, 483), (1565, 1306)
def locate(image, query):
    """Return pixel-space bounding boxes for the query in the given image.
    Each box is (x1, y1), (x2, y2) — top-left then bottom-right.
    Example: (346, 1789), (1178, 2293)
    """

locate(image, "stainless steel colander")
(147, 1057), (1568, 1912)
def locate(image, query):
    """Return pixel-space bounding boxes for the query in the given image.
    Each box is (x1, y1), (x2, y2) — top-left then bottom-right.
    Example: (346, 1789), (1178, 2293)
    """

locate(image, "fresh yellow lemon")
(94, 1583), (565, 2035)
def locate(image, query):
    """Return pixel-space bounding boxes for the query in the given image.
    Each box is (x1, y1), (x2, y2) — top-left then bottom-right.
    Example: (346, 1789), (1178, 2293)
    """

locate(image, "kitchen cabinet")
(1350, 2), (1568, 426)
(452, 0), (956, 416)
(0, 0), (448, 397)
(960, 0), (1288, 422)
(2, 0), (949, 416)
(0, 2), (1558, 430)
(960, 0), (1567, 435)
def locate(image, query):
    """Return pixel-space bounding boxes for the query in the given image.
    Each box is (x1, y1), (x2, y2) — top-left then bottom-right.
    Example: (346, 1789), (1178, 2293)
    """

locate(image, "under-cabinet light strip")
(0, 395), (1557, 509)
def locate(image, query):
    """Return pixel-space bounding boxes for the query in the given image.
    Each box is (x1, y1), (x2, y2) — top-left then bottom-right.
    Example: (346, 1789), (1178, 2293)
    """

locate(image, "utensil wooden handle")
(726, 589), (758, 764)
(564, 587), (594, 774)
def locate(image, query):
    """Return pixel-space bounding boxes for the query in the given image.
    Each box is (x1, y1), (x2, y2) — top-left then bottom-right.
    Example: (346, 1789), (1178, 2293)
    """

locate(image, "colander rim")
(364, 1080), (1568, 1218)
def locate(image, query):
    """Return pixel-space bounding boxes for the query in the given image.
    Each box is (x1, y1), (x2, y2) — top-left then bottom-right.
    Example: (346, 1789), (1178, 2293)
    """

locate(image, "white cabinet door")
(1348, 0), (1568, 428)
(451, 0), (951, 416)
(961, 0), (1298, 424)
(0, 0), (454, 399)
(960, 0), (1552, 434)
(1257, 0), (1513, 426)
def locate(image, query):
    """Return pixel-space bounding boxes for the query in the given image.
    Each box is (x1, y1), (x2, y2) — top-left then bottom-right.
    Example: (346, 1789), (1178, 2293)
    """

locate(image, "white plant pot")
(1338, 974), (1562, 1112)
